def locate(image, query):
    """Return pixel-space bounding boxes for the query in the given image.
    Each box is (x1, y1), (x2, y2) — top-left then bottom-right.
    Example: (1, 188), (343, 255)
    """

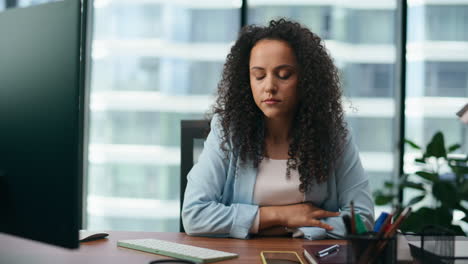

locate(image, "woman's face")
(249, 39), (299, 120)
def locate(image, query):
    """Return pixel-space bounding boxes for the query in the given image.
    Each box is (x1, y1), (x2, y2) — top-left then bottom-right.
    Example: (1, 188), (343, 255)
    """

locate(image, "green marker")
(354, 213), (368, 234)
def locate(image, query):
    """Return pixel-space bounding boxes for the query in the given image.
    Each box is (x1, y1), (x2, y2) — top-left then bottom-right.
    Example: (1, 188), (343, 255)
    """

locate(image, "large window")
(408, 4), (468, 42)
(87, 1), (240, 231)
(405, 0), (468, 232)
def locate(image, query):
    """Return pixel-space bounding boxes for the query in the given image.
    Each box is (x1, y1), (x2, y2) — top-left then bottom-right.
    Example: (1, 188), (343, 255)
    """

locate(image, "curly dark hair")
(212, 18), (348, 192)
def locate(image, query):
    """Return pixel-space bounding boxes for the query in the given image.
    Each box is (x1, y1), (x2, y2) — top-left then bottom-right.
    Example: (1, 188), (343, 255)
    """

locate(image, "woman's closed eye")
(252, 73), (265, 80)
(278, 73), (291, 80)
(277, 68), (294, 80)
(251, 70), (292, 80)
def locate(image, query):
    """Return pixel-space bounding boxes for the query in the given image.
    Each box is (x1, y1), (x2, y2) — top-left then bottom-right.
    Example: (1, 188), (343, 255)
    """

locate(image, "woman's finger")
(312, 210), (340, 219)
(308, 219), (334, 230)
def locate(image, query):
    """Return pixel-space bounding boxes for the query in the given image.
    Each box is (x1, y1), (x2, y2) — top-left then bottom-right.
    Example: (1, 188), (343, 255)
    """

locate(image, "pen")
(354, 213), (368, 234)
(357, 210), (395, 264)
(373, 212), (389, 232)
(315, 244), (339, 258)
(376, 213), (393, 237)
(368, 207), (412, 264)
(342, 214), (352, 235)
(350, 201), (356, 234)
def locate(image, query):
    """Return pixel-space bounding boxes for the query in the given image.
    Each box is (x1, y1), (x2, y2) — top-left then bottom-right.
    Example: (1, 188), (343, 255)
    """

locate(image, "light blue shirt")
(182, 115), (374, 240)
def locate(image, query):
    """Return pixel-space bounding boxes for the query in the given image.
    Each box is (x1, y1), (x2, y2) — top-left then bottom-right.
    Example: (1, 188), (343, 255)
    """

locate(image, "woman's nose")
(264, 75), (277, 94)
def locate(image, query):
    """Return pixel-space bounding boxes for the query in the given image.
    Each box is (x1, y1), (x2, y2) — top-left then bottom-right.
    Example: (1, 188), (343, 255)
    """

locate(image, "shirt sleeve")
(327, 132), (375, 238)
(300, 132), (375, 240)
(249, 211), (260, 234)
(182, 115), (259, 239)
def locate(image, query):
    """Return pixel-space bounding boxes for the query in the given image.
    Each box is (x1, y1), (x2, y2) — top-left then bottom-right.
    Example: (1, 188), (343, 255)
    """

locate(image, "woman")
(182, 19), (374, 240)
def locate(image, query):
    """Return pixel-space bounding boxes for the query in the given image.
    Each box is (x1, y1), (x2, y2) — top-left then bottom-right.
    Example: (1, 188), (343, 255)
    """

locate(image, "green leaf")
(447, 225), (466, 235)
(459, 181), (468, 200)
(424, 131), (447, 158)
(455, 205), (468, 215)
(462, 181), (468, 192)
(414, 157), (426, 164)
(450, 164), (468, 175)
(384, 181), (394, 189)
(373, 190), (394, 206)
(434, 206), (454, 225)
(432, 181), (459, 208)
(447, 143), (461, 153)
(448, 157), (468, 163)
(401, 181), (425, 191)
(400, 207), (466, 235)
(375, 195), (393, 206)
(415, 171), (438, 182)
(400, 207), (436, 233)
(405, 139), (421, 150)
(406, 195), (425, 207)
(462, 216), (468, 223)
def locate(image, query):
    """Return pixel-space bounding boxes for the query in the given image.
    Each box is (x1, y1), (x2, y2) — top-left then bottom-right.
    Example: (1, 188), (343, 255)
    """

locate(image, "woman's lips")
(263, 99), (281, 105)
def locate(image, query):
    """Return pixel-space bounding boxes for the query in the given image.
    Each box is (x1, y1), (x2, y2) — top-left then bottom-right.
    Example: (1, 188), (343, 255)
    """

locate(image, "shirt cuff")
(283, 227), (305, 238)
(229, 203), (259, 239)
(298, 227), (327, 240)
(249, 210), (260, 234)
(292, 228), (304, 238)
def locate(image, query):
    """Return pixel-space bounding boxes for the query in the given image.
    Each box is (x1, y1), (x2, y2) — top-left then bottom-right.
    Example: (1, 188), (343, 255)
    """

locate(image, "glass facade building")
(406, 2), (468, 146)
(405, 0), (468, 232)
(2, 0), (467, 232)
(87, 1), (240, 231)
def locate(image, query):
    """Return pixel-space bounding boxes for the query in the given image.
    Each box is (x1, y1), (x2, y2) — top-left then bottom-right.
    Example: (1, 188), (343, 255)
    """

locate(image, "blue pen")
(373, 212), (389, 232)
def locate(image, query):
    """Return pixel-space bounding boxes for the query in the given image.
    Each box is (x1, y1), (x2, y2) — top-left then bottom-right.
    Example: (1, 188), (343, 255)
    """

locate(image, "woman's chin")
(261, 112), (277, 119)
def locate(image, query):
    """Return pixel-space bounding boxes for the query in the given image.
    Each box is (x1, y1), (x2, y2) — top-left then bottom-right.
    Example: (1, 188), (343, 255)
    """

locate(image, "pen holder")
(346, 233), (396, 264)
(408, 224), (456, 264)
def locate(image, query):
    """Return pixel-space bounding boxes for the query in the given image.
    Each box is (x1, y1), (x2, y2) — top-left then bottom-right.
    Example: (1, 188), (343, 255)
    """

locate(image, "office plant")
(374, 131), (468, 235)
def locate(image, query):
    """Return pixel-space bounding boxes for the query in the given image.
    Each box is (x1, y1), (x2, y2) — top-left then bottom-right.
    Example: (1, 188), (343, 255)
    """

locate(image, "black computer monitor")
(0, 0), (88, 249)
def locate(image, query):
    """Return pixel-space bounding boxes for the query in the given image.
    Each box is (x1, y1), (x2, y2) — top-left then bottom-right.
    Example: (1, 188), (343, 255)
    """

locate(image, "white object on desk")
(79, 230), (109, 242)
(117, 238), (238, 263)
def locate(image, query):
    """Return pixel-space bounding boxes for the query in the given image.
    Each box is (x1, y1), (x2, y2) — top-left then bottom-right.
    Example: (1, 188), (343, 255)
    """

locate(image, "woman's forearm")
(257, 203), (339, 231)
(258, 206), (285, 231)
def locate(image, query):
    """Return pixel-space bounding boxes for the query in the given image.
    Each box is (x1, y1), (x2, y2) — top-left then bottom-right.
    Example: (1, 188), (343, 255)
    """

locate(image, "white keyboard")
(117, 238), (238, 263)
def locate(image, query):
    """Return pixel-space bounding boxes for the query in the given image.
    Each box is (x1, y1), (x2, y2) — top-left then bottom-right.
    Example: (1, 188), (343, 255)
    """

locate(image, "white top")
(250, 157), (305, 234)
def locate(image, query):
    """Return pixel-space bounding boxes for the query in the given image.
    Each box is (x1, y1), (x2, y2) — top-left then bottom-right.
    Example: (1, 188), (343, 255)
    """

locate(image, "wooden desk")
(0, 231), (345, 264)
(1, 231), (411, 264)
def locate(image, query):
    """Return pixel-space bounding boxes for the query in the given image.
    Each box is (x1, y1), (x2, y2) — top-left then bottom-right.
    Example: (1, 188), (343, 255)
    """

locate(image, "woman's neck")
(264, 116), (293, 159)
(264, 116), (293, 143)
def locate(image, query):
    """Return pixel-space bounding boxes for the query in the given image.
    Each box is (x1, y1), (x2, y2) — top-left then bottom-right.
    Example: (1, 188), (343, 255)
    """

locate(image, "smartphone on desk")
(260, 251), (305, 264)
